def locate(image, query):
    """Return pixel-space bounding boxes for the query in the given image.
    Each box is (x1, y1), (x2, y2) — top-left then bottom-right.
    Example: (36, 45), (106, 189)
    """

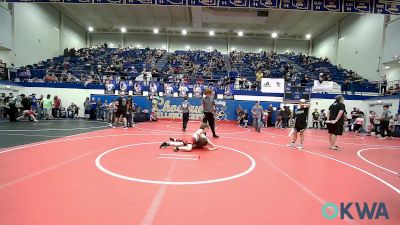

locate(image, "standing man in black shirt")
(288, 99), (310, 150)
(202, 89), (219, 138)
(326, 95), (346, 150)
(111, 95), (128, 129)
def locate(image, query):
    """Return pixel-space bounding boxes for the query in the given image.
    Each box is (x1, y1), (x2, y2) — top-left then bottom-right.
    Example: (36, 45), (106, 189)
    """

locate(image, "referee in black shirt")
(202, 89), (219, 138)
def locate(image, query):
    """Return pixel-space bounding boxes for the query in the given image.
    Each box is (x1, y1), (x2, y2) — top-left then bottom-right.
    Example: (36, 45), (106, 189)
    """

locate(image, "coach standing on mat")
(326, 95), (346, 150)
(202, 89), (219, 138)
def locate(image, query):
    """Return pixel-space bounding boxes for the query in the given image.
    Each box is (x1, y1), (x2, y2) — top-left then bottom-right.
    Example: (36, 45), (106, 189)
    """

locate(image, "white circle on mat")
(95, 142), (256, 185)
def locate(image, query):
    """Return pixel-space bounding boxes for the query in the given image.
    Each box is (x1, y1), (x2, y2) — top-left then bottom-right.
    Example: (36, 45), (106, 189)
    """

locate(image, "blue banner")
(250, 0), (280, 8)
(63, 0), (93, 3)
(94, 0), (123, 3)
(280, 0), (311, 10)
(156, 0), (186, 5)
(125, 0), (156, 4)
(313, 0), (342, 12)
(5, 0), (33, 2)
(188, 0), (218, 6)
(90, 94), (281, 122)
(219, 0), (250, 7)
(34, 0), (62, 2)
(343, 0), (373, 13)
(374, 0), (400, 14)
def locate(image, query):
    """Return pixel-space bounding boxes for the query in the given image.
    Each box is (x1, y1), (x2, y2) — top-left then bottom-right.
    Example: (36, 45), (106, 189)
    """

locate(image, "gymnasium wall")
(382, 17), (400, 63)
(0, 6), (12, 50)
(89, 33), (310, 54)
(0, 50), (10, 65)
(6, 4), (87, 67)
(313, 14), (388, 82)
(384, 64), (400, 83)
(312, 25), (337, 64)
(62, 15), (87, 51)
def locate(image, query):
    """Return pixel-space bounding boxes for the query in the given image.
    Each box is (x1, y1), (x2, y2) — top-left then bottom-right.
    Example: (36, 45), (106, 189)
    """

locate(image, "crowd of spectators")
(7, 46), (394, 95)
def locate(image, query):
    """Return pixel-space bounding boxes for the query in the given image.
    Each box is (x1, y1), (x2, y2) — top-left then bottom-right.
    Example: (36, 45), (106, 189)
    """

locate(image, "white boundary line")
(159, 153), (198, 158)
(221, 136), (400, 195)
(95, 142), (256, 185)
(157, 157), (198, 160)
(357, 147), (400, 175)
(261, 130), (399, 147)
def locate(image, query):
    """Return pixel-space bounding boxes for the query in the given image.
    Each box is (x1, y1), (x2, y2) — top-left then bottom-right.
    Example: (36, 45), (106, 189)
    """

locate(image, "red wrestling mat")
(0, 120), (399, 225)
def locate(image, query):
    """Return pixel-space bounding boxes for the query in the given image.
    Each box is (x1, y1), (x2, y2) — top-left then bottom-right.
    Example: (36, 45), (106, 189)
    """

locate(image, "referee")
(202, 89), (219, 138)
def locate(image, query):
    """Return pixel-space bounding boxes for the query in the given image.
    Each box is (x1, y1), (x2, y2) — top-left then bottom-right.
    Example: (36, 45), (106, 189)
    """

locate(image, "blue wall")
(91, 94), (281, 123)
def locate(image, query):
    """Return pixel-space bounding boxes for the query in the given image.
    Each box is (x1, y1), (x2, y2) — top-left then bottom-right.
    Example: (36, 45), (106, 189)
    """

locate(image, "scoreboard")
(284, 85), (311, 102)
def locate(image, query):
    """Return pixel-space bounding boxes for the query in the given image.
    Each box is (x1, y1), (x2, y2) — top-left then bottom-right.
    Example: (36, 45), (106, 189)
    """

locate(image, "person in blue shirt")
(89, 97), (97, 120)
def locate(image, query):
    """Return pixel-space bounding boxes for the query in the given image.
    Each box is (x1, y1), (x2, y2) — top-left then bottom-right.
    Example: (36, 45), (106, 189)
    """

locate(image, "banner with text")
(261, 78), (285, 93)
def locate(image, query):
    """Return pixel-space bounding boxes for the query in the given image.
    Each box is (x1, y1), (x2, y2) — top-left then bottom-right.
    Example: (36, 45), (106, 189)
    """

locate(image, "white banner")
(261, 78), (285, 93)
(313, 80), (341, 92)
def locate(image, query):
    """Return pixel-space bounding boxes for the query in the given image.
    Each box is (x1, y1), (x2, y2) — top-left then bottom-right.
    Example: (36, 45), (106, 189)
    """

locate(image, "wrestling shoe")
(297, 144), (303, 150)
(173, 147), (179, 152)
(159, 142), (169, 148)
(287, 143), (295, 148)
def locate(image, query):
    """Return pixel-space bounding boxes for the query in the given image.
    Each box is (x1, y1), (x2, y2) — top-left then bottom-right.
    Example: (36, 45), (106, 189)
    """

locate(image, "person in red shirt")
(53, 96), (62, 118)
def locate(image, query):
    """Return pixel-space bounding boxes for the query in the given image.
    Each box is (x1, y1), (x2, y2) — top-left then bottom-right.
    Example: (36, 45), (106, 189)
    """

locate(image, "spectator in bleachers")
(179, 83), (188, 97)
(150, 82), (158, 96)
(193, 84), (202, 98)
(380, 75), (387, 95)
(256, 70), (263, 90)
(164, 83), (173, 96)
(134, 82), (142, 95)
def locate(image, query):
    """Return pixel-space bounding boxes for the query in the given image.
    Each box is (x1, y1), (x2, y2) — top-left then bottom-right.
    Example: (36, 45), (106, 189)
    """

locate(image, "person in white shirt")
(179, 83), (188, 97)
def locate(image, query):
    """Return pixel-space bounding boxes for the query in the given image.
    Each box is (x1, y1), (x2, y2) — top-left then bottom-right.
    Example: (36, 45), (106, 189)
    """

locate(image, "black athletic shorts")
(294, 123), (306, 132)
(327, 123), (343, 136)
(116, 109), (127, 118)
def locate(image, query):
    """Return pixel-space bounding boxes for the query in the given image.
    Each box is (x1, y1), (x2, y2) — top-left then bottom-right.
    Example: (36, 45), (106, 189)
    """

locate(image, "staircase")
(155, 53), (170, 70)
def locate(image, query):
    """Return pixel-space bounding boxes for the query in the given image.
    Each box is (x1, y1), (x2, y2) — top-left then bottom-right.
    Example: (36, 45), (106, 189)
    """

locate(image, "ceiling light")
(185, 45), (190, 49)
(121, 27), (127, 33)
(231, 47), (236, 51)
(88, 27), (94, 32)
(182, 29), (187, 35)
(271, 32), (278, 38)
(385, 66), (390, 69)
(306, 34), (311, 39)
(209, 30), (215, 36)
(238, 31), (243, 37)
(136, 44), (141, 48)
(153, 28), (159, 34)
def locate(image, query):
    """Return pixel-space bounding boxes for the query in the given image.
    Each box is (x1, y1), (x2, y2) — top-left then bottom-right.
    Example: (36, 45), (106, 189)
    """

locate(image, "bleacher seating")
(9, 47), (381, 94)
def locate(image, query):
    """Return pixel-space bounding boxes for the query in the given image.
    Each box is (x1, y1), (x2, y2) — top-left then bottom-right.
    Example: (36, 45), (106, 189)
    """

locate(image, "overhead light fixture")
(209, 30), (215, 36)
(306, 34), (311, 39)
(207, 46), (213, 50)
(121, 27), (127, 33)
(153, 28), (159, 34)
(238, 31), (243, 37)
(136, 44), (141, 48)
(259, 48), (263, 52)
(385, 66), (390, 69)
(231, 47), (236, 51)
(182, 29), (187, 35)
(88, 27), (94, 32)
(271, 32), (278, 38)
(185, 45), (190, 49)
